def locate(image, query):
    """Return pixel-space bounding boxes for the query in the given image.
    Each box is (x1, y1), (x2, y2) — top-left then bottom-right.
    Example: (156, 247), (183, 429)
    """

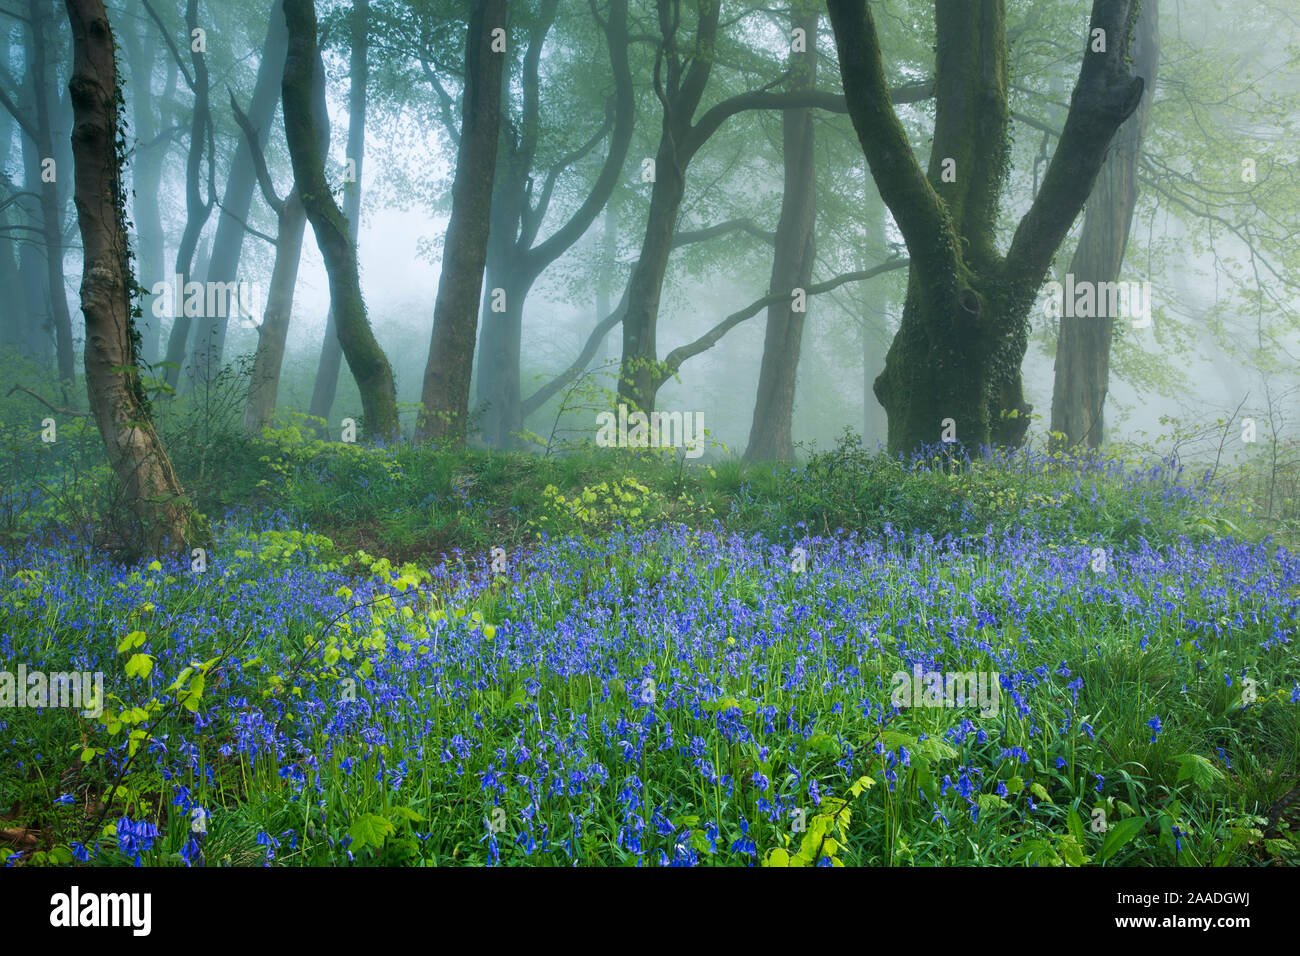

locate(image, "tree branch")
(656, 258), (909, 383)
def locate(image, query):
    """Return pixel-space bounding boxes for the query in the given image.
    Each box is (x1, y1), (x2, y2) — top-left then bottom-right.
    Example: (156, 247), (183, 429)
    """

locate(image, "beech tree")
(282, 0), (398, 440)
(744, 4), (818, 463)
(827, 0), (1147, 454)
(416, 0), (505, 443)
(1050, 0), (1159, 449)
(66, 0), (200, 554)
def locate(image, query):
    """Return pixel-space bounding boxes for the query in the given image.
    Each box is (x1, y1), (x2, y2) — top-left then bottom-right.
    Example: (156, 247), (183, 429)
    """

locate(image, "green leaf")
(1173, 753), (1224, 792)
(349, 812), (396, 851)
(1098, 816), (1147, 863)
(116, 630), (146, 653)
(765, 847), (791, 867)
(124, 653), (153, 680)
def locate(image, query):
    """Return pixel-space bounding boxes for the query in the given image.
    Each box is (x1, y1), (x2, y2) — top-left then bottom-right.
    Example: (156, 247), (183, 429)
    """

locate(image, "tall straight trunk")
(27, 0), (76, 385)
(417, 0), (505, 443)
(618, 130), (691, 414)
(596, 203), (617, 364)
(1050, 0), (1158, 449)
(244, 190), (306, 433)
(18, 130), (52, 365)
(0, 33), (32, 355)
(861, 190), (889, 446)
(66, 0), (199, 555)
(160, 0), (213, 390)
(745, 5), (818, 463)
(471, 139), (527, 446)
(307, 0), (366, 430)
(191, 0), (289, 381)
(283, 0), (397, 440)
(122, 15), (166, 365)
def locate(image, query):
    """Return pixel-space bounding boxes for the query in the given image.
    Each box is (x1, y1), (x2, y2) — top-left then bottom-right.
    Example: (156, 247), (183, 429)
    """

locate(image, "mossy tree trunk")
(282, 0), (398, 441)
(827, 0), (1146, 455)
(307, 0), (366, 431)
(66, 0), (201, 555)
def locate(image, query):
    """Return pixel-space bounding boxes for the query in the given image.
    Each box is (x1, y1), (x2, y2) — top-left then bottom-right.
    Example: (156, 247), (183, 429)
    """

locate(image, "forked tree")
(827, 0), (1147, 454)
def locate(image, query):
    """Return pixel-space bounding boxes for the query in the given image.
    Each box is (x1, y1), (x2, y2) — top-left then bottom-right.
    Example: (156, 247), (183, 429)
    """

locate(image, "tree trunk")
(121, 15), (166, 366)
(159, 0), (213, 391)
(244, 190), (306, 433)
(1050, 0), (1158, 449)
(416, 0), (505, 443)
(745, 5), (818, 463)
(828, 0), (1145, 455)
(191, 0), (289, 380)
(282, 0), (398, 440)
(471, 0), (632, 449)
(471, 133), (527, 447)
(66, 0), (200, 555)
(306, 0), (365, 431)
(0, 34), (32, 357)
(27, 0), (76, 386)
(860, 186), (891, 446)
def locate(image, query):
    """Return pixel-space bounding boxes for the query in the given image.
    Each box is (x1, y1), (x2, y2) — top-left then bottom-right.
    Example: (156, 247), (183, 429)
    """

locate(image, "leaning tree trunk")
(745, 4), (818, 463)
(1050, 0), (1158, 449)
(66, 0), (199, 555)
(282, 0), (397, 440)
(417, 0), (505, 443)
(190, 0), (288, 380)
(306, 0), (366, 431)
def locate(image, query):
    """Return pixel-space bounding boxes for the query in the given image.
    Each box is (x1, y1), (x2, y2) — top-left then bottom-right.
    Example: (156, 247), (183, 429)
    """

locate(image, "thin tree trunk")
(0, 33), (32, 355)
(283, 0), (397, 440)
(191, 0), (289, 380)
(307, 0), (366, 431)
(159, 0), (213, 390)
(745, 5), (818, 463)
(243, 190), (306, 433)
(1050, 0), (1158, 449)
(66, 0), (200, 555)
(27, 0), (76, 386)
(416, 0), (505, 443)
